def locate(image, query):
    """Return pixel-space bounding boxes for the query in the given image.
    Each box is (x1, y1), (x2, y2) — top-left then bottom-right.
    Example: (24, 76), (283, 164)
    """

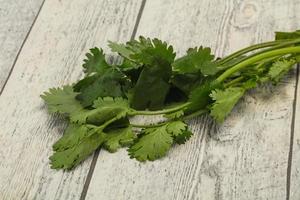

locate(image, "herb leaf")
(41, 86), (82, 115)
(103, 126), (136, 153)
(128, 124), (173, 161)
(70, 97), (130, 125)
(268, 58), (296, 83)
(130, 38), (176, 110)
(75, 69), (128, 107)
(50, 124), (106, 169)
(166, 121), (192, 144)
(209, 87), (245, 123)
(82, 47), (110, 75)
(173, 47), (218, 75)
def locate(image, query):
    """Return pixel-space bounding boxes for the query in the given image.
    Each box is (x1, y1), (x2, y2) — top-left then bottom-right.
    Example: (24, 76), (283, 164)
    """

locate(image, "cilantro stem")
(130, 109), (208, 128)
(130, 121), (168, 128)
(218, 38), (300, 65)
(224, 77), (244, 88)
(182, 109), (208, 120)
(130, 102), (190, 116)
(218, 39), (300, 71)
(216, 46), (300, 83)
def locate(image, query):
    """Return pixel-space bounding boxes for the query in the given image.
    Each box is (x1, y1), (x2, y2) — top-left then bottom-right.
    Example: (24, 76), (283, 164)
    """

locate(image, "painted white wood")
(0, 0), (44, 89)
(291, 65), (300, 198)
(0, 0), (142, 199)
(86, 0), (300, 200)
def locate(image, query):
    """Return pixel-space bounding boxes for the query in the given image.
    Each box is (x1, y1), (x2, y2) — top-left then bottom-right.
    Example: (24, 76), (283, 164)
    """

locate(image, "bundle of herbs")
(41, 30), (300, 170)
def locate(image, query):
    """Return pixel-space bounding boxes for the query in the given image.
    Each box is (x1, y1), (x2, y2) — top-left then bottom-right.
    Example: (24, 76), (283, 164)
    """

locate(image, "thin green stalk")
(130, 102), (190, 116)
(216, 46), (300, 83)
(218, 38), (300, 65)
(219, 39), (300, 70)
(182, 109), (208, 120)
(224, 77), (244, 88)
(130, 121), (168, 128)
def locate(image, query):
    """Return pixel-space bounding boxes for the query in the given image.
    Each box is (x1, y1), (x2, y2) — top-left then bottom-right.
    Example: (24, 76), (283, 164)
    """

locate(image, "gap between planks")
(79, 0), (147, 199)
(0, 0), (46, 96)
(286, 64), (300, 200)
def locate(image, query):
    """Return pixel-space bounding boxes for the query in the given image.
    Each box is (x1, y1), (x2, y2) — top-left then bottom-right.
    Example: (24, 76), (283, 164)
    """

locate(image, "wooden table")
(1, 0), (300, 199)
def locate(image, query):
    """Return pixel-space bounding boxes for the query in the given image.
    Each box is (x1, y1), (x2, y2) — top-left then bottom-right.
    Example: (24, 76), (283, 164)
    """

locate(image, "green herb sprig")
(41, 30), (300, 170)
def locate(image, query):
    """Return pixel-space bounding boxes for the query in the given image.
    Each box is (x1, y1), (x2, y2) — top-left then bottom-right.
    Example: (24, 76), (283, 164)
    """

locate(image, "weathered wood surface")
(291, 66), (300, 200)
(0, 0), (45, 90)
(85, 0), (300, 200)
(0, 0), (142, 199)
(291, 70), (300, 200)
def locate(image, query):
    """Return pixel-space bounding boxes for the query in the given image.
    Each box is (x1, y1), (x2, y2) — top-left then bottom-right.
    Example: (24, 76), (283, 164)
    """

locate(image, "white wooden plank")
(291, 59), (300, 199)
(86, 0), (300, 200)
(0, 0), (44, 89)
(0, 0), (142, 199)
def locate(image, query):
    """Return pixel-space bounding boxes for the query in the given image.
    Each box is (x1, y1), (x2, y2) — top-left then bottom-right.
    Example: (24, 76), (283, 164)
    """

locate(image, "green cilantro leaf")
(166, 121), (193, 144)
(268, 58), (296, 83)
(171, 73), (202, 95)
(82, 47), (110, 75)
(130, 38), (175, 65)
(173, 130), (193, 144)
(41, 85), (82, 115)
(73, 74), (98, 92)
(172, 47), (218, 75)
(50, 124), (106, 170)
(53, 123), (90, 151)
(109, 36), (153, 61)
(130, 66), (171, 110)
(166, 121), (187, 136)
(187, 79), (220, 112)
(108, 41), (133, 60)
(93, 96), (129, 109)
(75, 68), (128, 107)
(209, 87), (245, 123)
(130, 39), (175, 110)
(103, 126), (136, 152)
(70, 97), (131, 125)
(118, 58), (141, 71)
(128, 124), (173, 161)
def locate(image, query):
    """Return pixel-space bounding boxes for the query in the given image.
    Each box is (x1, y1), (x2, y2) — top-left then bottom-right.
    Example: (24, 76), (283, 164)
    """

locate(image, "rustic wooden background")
(1, 0), (300, 199)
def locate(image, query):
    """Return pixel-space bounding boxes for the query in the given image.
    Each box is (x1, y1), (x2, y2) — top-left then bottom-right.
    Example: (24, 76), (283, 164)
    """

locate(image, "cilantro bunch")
(42, 30), (300, 170)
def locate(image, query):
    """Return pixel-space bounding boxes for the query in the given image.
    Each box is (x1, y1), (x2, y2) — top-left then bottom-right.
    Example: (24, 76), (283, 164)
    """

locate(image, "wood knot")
(230, 1), (260, 28)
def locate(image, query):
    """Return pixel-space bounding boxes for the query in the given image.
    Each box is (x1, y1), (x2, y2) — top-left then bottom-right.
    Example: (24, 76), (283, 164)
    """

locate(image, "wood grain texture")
(0, 0), (44, 89)
(291, 61), (300, 200)
(0, 0), (142, 199)
(85, 0), (300, 200)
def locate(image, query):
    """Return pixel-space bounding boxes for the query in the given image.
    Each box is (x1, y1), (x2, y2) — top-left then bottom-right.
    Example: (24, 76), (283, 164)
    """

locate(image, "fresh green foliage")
(50, 123), (106, 169)
(267, 58), (296, 83)
(108, 41), (133, 60)
(103, 126), (136, 153)
(209, 87), (245, 123)
(70, 97), (131, 125)
(128, 125), (173, 161)
(187, 79), (219, 112)
(129, 38), (175, 110)
(41, 86), (82, 115)
(172, 47), (218, 75)
(42, 30), (300, 170)
(76, 68), (129, 107)
(166, 121), (192, 144)
(82, 48), (110, 75)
